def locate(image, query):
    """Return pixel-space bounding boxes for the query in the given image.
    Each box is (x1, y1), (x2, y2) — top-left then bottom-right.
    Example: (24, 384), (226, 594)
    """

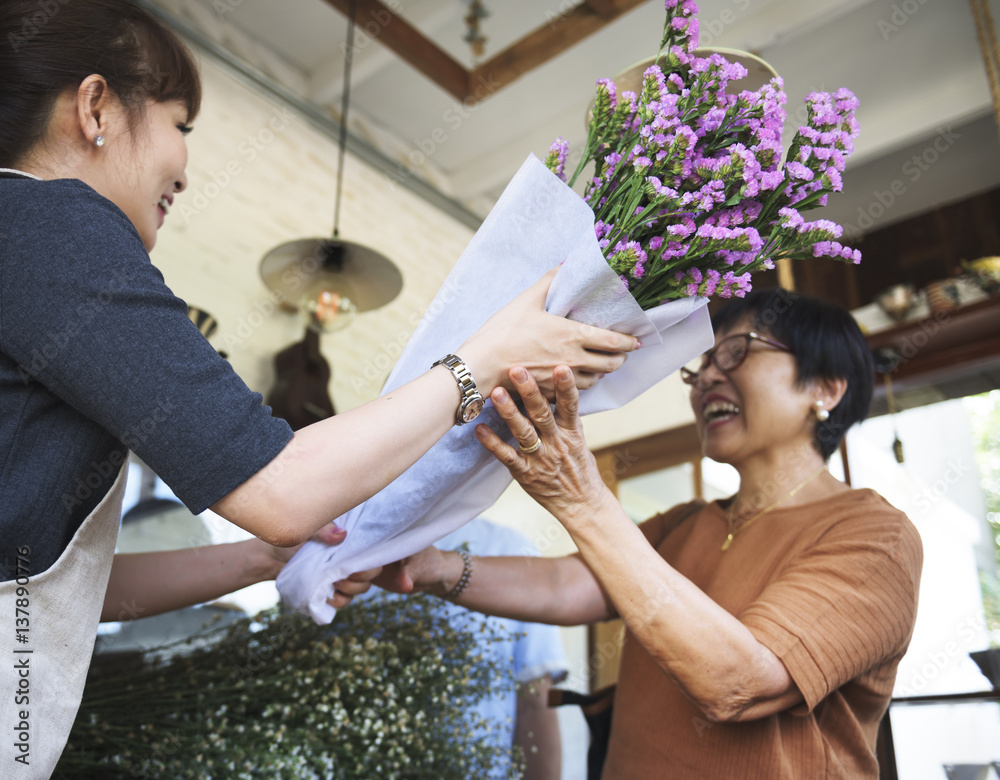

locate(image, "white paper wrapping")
(277, 155), (714, 623)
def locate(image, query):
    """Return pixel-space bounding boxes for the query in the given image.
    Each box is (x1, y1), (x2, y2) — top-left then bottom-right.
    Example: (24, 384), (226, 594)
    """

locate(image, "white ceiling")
(149, 0), (1000, 238)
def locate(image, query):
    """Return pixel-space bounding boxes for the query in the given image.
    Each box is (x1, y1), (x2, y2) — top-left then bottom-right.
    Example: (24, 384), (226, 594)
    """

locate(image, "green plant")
(55, 596), (519, 779)
(966, 388), (1000, 647)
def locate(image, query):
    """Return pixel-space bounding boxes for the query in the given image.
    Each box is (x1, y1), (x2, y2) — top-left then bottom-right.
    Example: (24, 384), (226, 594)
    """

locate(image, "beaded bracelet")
(442, 550), (473, 600)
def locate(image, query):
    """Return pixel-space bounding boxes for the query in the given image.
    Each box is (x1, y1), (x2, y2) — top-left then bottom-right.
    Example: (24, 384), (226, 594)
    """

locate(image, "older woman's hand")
(475, 365), (611, 527)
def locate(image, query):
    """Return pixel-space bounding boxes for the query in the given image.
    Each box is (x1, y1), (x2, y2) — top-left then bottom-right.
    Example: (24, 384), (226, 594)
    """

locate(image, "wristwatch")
(432, 354), (485, 425)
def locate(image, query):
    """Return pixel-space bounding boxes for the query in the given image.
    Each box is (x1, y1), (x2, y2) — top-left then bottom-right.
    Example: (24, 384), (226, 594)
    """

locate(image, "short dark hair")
(1, 0), (202, 168)
(711, 288), (874, 461)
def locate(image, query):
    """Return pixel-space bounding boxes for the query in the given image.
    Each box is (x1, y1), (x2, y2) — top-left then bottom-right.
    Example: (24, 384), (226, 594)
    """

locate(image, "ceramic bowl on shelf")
(874, 283), (919, 322)
(962, 256), (1000, 295)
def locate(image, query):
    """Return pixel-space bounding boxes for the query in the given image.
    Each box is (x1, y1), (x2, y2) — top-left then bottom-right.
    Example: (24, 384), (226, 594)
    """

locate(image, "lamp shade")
(586, 47), (780, 127)
(259, 237), (404, 325)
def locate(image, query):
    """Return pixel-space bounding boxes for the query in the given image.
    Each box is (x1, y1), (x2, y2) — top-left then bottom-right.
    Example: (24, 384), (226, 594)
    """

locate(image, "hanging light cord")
(970, 0), (1000, 140)
(333, 0), (359, 238)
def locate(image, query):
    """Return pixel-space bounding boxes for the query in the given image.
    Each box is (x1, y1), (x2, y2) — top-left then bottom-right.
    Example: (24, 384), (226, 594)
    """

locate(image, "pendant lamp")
(259, 0), (402, 334)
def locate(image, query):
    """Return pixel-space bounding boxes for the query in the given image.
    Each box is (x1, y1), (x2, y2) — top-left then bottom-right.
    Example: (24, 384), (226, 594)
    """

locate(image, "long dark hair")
(712, 288), (874, 461)
(1, 0), (201, 167)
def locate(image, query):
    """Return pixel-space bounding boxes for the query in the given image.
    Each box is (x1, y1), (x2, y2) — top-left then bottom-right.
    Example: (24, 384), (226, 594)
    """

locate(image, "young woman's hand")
(338, 546), (463, 599)
(263, 523), (347, 576)
(458, 269), (640, 399)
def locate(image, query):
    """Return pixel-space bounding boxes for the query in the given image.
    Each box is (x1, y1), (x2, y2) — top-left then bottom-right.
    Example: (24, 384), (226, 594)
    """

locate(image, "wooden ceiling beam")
(321, 0), (469, 101)
(469, 0), (650, 97)
(324, 0), (649, 103)
(584, 0), (621, 18)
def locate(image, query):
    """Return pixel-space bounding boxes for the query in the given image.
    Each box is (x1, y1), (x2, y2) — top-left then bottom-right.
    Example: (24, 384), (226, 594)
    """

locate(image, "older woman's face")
(688, 316), (817, 466)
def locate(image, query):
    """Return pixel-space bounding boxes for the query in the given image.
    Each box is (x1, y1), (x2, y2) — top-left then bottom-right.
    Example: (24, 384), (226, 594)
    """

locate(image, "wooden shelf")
(866, 295), (1000, 395)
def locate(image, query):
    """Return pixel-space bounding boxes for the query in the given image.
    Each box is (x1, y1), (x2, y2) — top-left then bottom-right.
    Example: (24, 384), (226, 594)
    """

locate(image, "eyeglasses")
(680, 331), (792, 386)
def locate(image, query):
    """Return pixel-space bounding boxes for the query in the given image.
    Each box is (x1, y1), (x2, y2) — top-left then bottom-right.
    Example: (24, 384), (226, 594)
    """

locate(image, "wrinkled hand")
(475, 365), (612, 527)
(459, 269), (639, 399)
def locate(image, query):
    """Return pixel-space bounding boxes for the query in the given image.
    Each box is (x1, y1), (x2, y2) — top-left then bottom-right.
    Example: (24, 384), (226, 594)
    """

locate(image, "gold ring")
(520, 437), (542, 454)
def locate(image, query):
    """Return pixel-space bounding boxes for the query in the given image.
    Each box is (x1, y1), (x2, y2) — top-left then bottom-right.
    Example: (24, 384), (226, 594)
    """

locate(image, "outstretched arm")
(211, 271), (639, 547)
(101, 524), (355, 622)
(373, 546), (614, 627)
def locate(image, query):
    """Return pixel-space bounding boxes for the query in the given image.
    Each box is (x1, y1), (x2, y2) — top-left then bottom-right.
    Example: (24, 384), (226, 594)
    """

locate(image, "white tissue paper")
(277, 154), (714, 623)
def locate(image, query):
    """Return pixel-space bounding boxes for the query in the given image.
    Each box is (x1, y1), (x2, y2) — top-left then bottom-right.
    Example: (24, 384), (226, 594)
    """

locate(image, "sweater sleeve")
(0, 180), (292, 512)
(738, 492), (923, 714)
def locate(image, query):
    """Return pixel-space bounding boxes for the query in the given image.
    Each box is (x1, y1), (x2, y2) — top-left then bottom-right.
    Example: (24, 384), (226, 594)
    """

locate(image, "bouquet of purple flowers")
(544, 0), (861, 308)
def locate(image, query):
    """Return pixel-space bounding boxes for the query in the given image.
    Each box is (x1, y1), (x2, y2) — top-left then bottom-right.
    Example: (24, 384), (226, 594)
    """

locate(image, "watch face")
(461, 397), (486, 423)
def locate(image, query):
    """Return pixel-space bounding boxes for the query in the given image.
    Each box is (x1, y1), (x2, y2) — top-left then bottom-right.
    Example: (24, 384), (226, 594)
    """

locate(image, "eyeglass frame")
(680, 331), (792, 386)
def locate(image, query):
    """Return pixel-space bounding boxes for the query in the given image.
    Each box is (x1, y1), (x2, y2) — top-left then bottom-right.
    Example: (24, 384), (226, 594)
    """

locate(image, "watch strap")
(432, 354), (483, 425)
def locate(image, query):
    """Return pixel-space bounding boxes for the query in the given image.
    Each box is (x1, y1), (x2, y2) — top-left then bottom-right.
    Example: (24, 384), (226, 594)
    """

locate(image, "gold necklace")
(722, 465), (826, 551)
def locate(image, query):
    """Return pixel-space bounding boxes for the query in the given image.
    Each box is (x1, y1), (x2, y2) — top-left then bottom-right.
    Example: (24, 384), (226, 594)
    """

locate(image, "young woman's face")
(688, 316), (819, 467)
(105, 100), (190, 251)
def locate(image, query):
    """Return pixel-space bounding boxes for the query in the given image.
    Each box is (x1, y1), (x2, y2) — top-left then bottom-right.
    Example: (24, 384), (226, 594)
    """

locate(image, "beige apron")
(1, 461), (128, 779)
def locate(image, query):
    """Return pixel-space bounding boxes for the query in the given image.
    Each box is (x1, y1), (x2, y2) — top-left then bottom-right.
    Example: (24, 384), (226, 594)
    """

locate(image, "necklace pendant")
(721, 533), (734, 552)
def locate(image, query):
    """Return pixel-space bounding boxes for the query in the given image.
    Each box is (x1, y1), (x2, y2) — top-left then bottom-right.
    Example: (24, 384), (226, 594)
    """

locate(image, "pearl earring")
(94, 135), (105, 147)
(814, 401), (830, 422)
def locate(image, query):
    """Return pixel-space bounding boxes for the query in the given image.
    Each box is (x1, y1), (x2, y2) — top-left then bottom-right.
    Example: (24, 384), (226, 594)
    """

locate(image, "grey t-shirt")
(0, 176), (293, 579)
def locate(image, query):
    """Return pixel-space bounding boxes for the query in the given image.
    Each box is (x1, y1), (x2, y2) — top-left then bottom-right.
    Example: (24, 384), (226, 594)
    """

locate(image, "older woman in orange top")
(367, 289), (923, 779)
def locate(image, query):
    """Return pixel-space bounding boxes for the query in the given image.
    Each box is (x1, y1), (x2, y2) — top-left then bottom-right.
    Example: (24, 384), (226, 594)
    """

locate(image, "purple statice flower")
(729, 144), (763, 197)
(613, 90), (639, 134)
(698, 106), (728, 134)
(609, 241), (648, 279)
(666, 216), (696, 239)
(800, 218), (843, 239)
(779, 206), (805, 231)
(666, 70), (687, 94)
(759, 169), (784, 190)
(590, 79), (617, 135)
(738, 226), (764, 253)
(642, 65), (668, 105)
(661, 240), (686, 259)
(594, 220), (614, 241)
(813, 241), (861, 264)
(544, 137), (569, 181)
(785, 161), (814, 181)
(722, 271), (752, 298)
(834, 87), (860, 113)
(649, 236), (664, 251)
(821, 166), (843, 192)
(603, 151), (623, 179)
(697, 180), (727, 210)
(665, 125), (698, 181)
(751, 138), (783, 169)
(722, 59), (749, 86)
(645, 175), (679, 200)
(657, 93), (681, 121)
(596, 78), (617, 110)
(703, 268), (721, 297)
